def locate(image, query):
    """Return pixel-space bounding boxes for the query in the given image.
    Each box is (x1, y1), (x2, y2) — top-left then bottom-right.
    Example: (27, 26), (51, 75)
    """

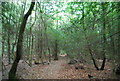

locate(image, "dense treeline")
(1, 1), (120, 79)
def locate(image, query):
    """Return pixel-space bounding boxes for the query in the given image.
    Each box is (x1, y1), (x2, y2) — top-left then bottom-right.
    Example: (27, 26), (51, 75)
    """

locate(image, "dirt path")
(30, 57), (67, 79)
(40, 57), (67, 79)
(15, 56), (116, 79)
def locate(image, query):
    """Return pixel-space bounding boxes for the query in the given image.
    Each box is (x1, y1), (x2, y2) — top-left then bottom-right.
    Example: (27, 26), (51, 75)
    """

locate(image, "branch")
(108, 31), (120, 38)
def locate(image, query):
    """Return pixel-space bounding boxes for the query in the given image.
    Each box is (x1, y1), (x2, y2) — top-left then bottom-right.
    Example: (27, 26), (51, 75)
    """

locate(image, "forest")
(1, 0), (120, 80)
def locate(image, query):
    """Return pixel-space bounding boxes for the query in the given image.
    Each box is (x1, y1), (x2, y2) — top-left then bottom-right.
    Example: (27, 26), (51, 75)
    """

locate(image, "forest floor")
(32, 57), (67, 79)
(2, 55), (118, 79)
(16, 56), (68, 79)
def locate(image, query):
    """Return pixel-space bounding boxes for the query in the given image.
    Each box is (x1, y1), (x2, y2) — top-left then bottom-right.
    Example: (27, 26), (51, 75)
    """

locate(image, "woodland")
(1, 1), (120, 80)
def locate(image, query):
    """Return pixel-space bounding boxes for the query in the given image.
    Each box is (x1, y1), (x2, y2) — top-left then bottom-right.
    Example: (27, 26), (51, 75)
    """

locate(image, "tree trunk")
(29, 31), (33, 66)
(115, 2), (120, 75)
(116, 64), (120, 75)
(117, 2), (120, 62)
(2, 6), (5, 77)
(9, 1), (35, 79)
(54, 40), (58, 60)
(82, 3), (99, 70)
(40, 32), (43, 63)
(7, 32), (11, 64)
(11, 37), (17, 61)
(40, 6), (51, 62)
(48, 48), (51, 62)
(100, 57), (106, 70)
(88, 47), (99, 70)
(100, 2), (106, 70)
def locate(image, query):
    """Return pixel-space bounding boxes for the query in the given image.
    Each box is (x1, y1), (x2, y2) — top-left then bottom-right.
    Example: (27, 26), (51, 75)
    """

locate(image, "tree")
(100, 2), (107, 70)
(1, 1), (120, 79)
(115, 2), (120, 75)
(9, 1), (35, 79)
(54, 40), (58, 60)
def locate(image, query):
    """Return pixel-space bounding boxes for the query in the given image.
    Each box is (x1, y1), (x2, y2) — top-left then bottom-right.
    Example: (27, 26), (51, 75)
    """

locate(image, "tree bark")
(100, 2), (106, 70)
(100, 57), (106, 70)
(2, 3), (5, 77)
(115, 2), (120, 75)
(7, 32), (11, 64)
(88, 47), (99, 70)
(11, 34), (17, 61)
(117, 2), (120, 62)
(54, 40), (58, 60)
(9, 1), (35, 79)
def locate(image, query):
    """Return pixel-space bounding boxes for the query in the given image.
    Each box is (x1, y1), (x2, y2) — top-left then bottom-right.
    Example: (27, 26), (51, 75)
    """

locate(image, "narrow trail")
(15, 56), (115, 79)
(2, 56), (116, 79)
(32, 57), (67, 79)
(40, 57), (67, 79)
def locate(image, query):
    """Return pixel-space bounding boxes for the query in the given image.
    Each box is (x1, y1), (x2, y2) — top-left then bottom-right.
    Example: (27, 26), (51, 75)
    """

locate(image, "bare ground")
(2, 56), (118, 79)
(31, 57), (67, 79)
(16, 56), (67, 79)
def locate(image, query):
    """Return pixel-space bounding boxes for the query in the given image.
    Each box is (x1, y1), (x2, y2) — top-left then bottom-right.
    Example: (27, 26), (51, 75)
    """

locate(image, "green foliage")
(2, 2), (120, 67)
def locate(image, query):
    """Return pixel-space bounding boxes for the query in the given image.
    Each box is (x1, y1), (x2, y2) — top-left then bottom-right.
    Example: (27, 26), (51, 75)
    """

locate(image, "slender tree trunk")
(82, 3), (99, 70)
(26, 33), (29, 60)
(29, 28), (33, 66)
(100, 2), (106, 70)
(9, 1), (35, 79)
(88, 46), (99, 70)
(111, 4), (115, 56)
(115, 2), (120, 75)
(11, 35), (17, 61)
(54, 40), (58, 60)
(2, 6), (5, 76)
(7, 32), (11, 64)
(100, 57), (106, 70)
(48, 48), (51, 62)
(117, 2), (120, 62)
(40, 32), (43, 63)
(108, 5), (115, 62)
(40, 6), (51, 62)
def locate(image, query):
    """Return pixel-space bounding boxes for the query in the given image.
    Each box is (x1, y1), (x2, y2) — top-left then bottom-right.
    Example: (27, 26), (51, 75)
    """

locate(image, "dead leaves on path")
(58, 62), (115, 79)
(16, 59), (116, 79)
(58, 64), (88, 79)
